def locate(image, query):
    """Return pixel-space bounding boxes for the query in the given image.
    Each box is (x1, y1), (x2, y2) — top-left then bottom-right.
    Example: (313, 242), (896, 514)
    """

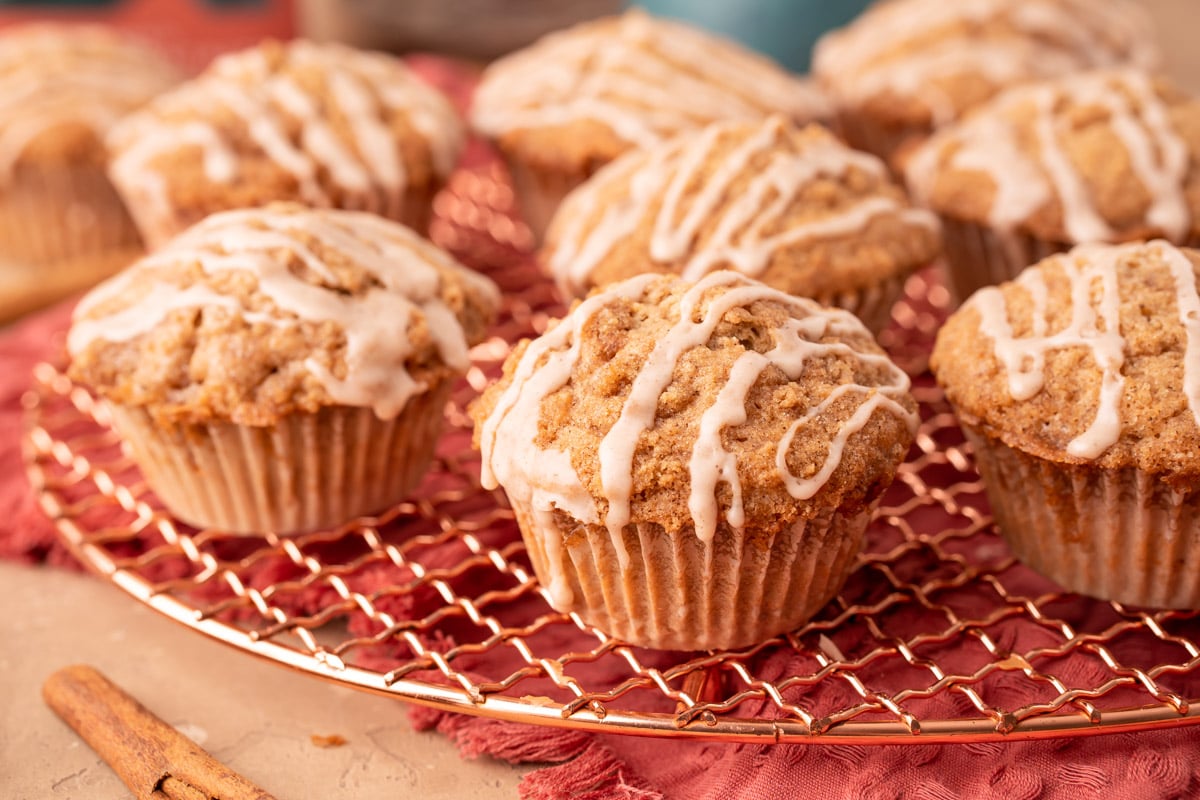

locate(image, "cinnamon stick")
(42, 664), (277, 800)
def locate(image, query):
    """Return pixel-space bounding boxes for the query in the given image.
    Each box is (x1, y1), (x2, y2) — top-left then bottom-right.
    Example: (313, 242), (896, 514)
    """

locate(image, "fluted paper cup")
(964, 425), (1200, 609)
(938, 219), (1066, 305)
(834, 110), (926, 172)
(0, 162), (141, 269)
(107, 382), (453, 534)
(815, 271), (909, 336)
(114, 173), (443, 251)
(512, 501), (873, 651)
(503, 156), (585, 246)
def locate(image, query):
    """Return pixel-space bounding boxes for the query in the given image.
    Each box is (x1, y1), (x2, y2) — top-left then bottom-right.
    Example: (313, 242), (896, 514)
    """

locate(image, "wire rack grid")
(22, 161), (1200, 745)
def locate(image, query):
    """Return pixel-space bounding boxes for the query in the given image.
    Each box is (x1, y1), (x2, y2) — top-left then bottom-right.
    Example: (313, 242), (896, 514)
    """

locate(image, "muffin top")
(543, 118), (941, 300)
(473, 271), (917, 552)
(906, 69), (1200, 245)
(0, 24), (179, 173)
(68, 204), (500, 426)
(931, 241), (1200, 477)
(813, 0), (1159, 130)
(108, 39), (463, 230)
(470, 11), (829, 176)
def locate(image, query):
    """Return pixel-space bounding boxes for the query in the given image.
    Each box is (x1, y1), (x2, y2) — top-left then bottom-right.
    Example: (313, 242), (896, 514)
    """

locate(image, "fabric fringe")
(519, 742), (663, 800)
(409, 704), (663, 800)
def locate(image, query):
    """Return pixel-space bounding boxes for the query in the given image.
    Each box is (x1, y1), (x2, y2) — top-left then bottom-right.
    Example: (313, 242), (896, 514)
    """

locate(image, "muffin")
(0, 24), (179, 270)
(812, 0), (1160, 166)
(471, 10), (830, 243)
(542, 117), (941, 335)
(473, 270), (917, 650)
(931, 241), (1200, 608)
(108, 39), (463, 249)
(906, 69), (1200, 302)
(68, 204), (499, 533)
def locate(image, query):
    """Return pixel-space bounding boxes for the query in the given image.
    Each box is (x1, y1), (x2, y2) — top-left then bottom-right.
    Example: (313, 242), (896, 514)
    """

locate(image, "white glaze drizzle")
(478, 271), (916, 565)
(547, 117), (939, 298)
(776, 385), (914, 500)
(598, 273), (757, 546)
(69, 283), (240, 354)
(814, 0), (1158, 122)
(907, 70), (1193, 244)
(1099, 72), (1191, 240)
(471, 11), (828, 149)
(108, 40), (462, 220)
(906, 112), (1051, 233)
(1029, 88), (1113, 243)
(69, 206), (499, 420)
(968, 241), (1200, 460)
(479, 275), (661, 533)
(0, 25), (178, 175)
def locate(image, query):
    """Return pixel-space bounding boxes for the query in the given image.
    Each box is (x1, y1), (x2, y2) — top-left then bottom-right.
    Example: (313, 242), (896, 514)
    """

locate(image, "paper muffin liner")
(0, 162), (141, 270)
(116, 177), (444, 251)
(397, 181), (439, 238)
(503, 155), (587, 246)
(833, 110), (929, 173)
(938, 219), (1066, 305)
(962, 424), (1200, 609)
(814, 270), (910, 336)
(107, 382), (453, 534)
(511, 500), (873, 651)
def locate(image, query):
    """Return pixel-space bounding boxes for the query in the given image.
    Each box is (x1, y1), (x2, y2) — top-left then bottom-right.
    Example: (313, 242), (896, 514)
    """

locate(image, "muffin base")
(0, 162), (141, 269)
(119, 180), (443, 250)
(512, 501), (873, 651)
(834, 111), (929, 173)
(963, 424), (1200, 609)
(939, 219), (1066, 305)
(504, 156), (586, 246)
(814, 271), (909, 336)
(108, 384), (452, 534)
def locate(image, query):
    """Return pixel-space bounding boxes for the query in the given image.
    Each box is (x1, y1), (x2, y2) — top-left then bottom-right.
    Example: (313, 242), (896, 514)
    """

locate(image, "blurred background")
(0, 0), (1194, 324)
(0, 0), (1191, 79)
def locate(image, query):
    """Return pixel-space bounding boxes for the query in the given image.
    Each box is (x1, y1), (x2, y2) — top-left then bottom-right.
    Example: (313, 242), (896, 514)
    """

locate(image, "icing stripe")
(548, 117), (938, 298)
(908, 70), (1193, 245)
(777, 387), (914, 500)
(815, 0), (1158, 120)
(108, 40), (461, 219)
(70, 207), (499, 421)
(479, 274), (660, 531)
(472, 11), (827, 149)
(479, 271), (916, 563)
(969, 241), (1200, 460)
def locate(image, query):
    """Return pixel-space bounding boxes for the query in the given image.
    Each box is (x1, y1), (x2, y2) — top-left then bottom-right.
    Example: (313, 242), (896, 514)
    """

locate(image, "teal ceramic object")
(630, 0), (872, 72)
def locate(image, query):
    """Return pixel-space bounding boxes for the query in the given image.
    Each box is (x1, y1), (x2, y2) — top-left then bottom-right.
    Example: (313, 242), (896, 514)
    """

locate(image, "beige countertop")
(0, 561), (526, 799)
(3, 1), (1198, 797)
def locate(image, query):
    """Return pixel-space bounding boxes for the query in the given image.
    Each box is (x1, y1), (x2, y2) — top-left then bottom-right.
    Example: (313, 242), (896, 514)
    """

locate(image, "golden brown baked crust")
(906, 70), (1200, 246)
(542, 119), (941, 300)
(813, 0), (1159, 131)
(931, 241), (1200, 478)
(107, 39), (462, 235)
(473, 271), (917, 539)
(0, 24), (178, 171)
(68, 204), (499, 426)
(471, 11), (829, 179)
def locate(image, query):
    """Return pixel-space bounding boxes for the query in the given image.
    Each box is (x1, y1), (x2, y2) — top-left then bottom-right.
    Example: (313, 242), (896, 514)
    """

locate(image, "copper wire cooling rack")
(23, 162), (1200, 744)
